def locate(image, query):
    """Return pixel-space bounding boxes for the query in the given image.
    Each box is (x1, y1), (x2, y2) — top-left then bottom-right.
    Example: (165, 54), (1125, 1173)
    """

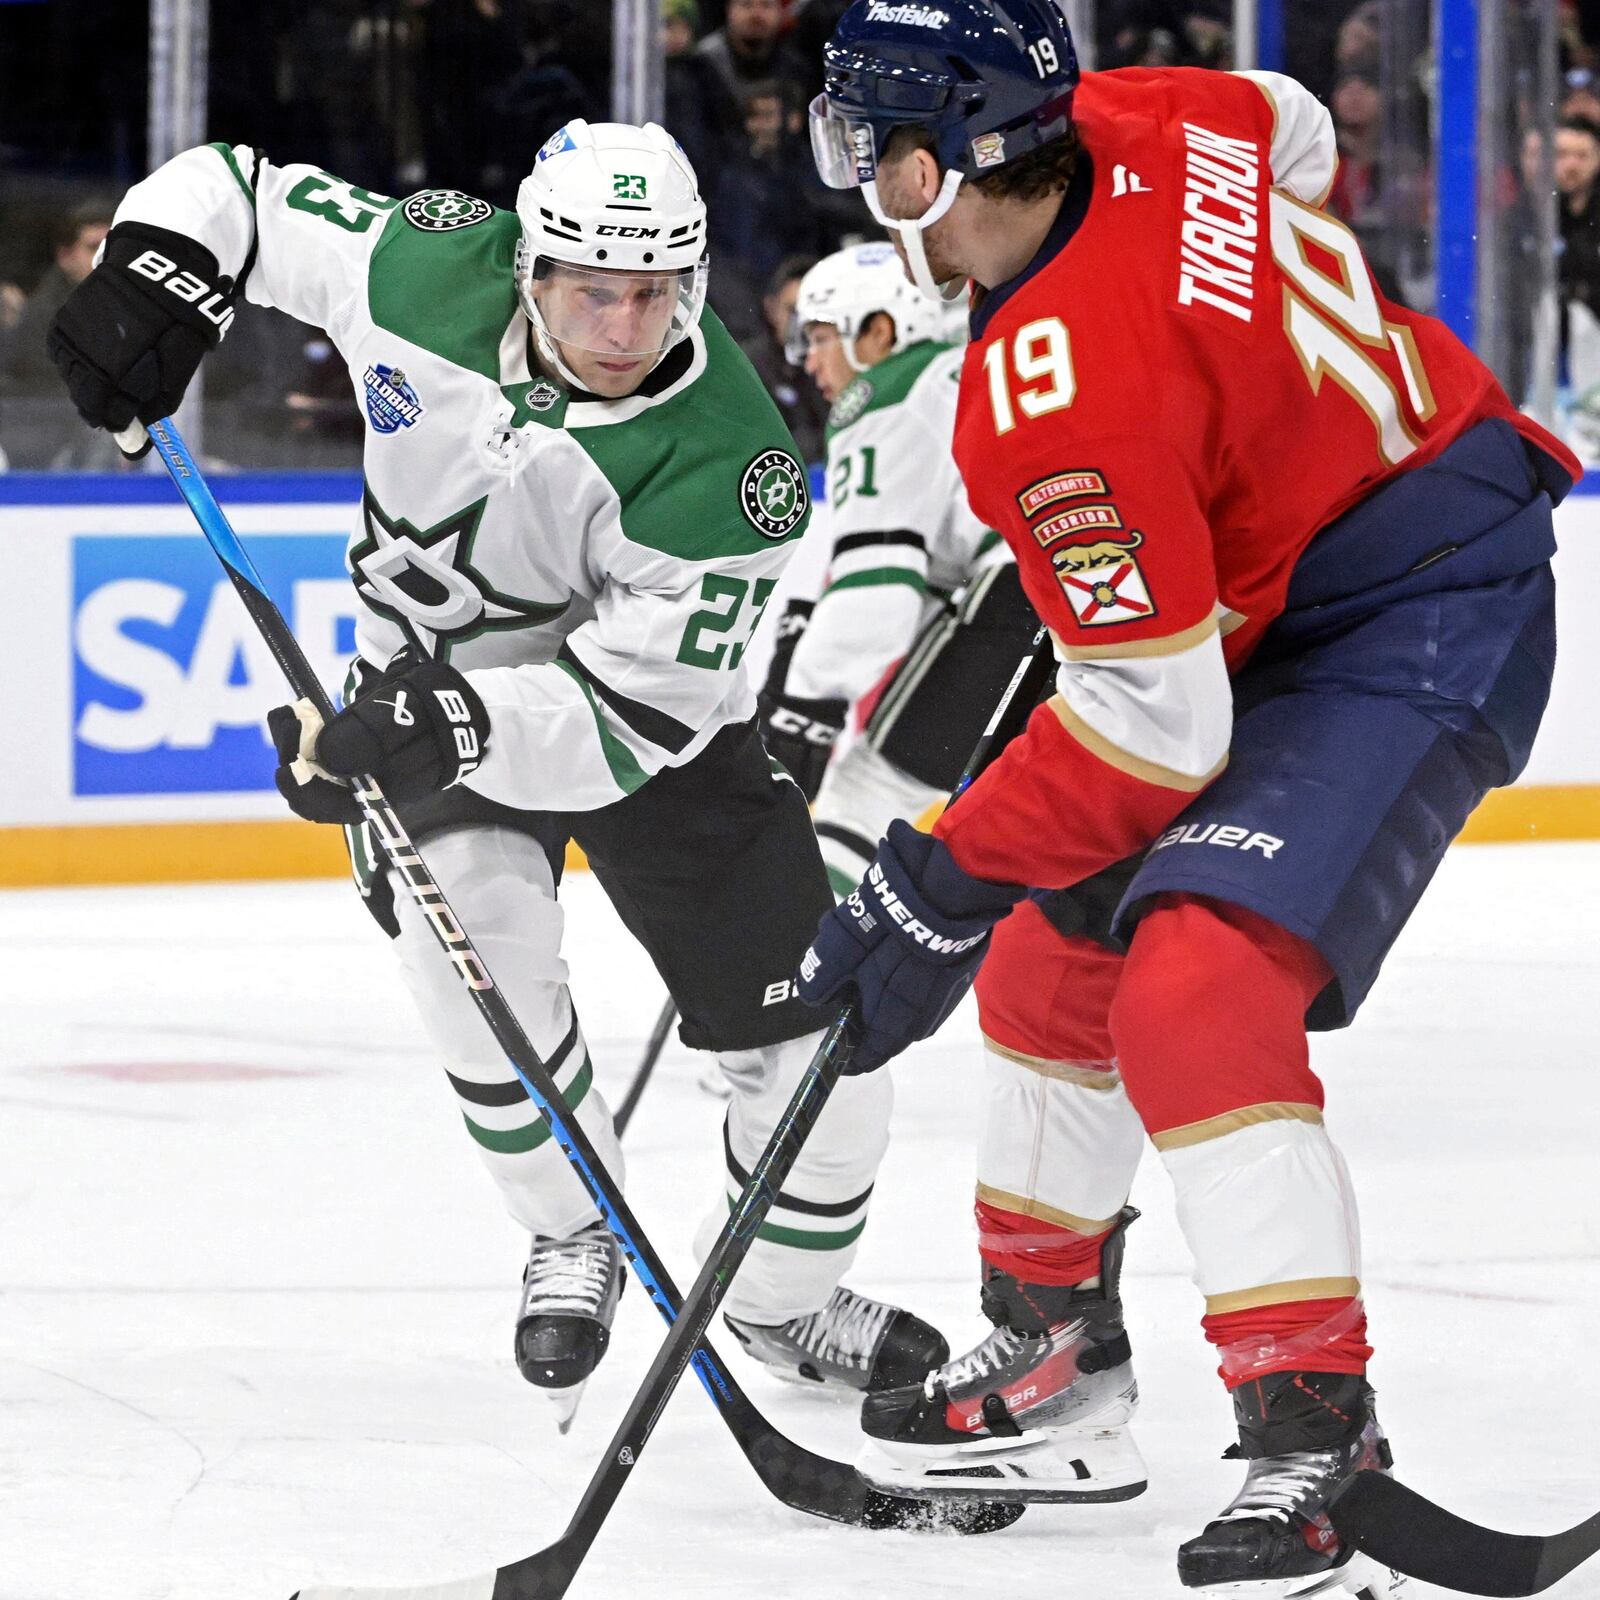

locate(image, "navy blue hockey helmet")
(810, 0), (1080, 193)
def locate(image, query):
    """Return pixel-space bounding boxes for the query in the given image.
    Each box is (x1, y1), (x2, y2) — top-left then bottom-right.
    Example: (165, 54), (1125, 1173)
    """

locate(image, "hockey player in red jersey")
(797, 1), (1580, 1594)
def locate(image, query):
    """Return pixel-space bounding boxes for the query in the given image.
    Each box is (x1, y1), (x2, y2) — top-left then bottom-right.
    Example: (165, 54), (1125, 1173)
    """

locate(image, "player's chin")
(584, 355), (656, 398)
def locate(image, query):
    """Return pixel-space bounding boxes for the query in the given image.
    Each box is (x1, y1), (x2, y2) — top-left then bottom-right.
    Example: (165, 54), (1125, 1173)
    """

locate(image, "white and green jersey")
(115, 145), (812, 811)
(786, 339), (1005, 706)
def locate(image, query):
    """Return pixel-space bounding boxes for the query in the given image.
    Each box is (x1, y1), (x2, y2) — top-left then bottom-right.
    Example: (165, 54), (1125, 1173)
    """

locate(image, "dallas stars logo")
(739, 449), (808, 540)
(350, 489), (569, 657)
(402, 189), (493, 232)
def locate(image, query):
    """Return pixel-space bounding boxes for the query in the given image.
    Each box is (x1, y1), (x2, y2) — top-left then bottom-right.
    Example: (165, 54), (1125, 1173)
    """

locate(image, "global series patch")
(1051, 532), (1156, 626)
(364, 363), (424, 434)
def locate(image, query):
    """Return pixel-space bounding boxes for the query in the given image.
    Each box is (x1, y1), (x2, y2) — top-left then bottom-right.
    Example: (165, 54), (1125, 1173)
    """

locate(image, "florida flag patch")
(1052, 537), (1157, 626)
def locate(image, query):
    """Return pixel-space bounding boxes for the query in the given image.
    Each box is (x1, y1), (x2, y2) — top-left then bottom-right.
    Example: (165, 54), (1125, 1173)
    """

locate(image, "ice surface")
(2, 844), (1597, 1600)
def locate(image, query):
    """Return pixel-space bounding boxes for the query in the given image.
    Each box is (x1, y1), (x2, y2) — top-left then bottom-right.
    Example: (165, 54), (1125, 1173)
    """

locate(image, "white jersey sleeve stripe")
(1050, 624), (1232, 789)
(1236, 70), (1339, 207)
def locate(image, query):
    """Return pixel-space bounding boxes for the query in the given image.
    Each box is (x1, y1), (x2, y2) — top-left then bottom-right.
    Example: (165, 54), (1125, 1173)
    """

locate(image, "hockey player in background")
(45, 121), (948, 1421)
(798, 2), (1581, 1594)
(757, 241), (1038, 897)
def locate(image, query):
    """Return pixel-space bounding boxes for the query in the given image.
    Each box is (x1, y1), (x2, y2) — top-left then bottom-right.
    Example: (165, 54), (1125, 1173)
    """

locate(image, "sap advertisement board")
(1, 476), (362, 827)
(1, 473), (1599, 835)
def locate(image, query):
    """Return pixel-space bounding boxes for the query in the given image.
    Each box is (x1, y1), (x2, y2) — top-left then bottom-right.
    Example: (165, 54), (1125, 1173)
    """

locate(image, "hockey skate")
(514, 1219), (624, 1432)
(854, 1208), (1147, 1503)
(1177, 1372), (1407, 1599)
(723, 1285), (949, 1394)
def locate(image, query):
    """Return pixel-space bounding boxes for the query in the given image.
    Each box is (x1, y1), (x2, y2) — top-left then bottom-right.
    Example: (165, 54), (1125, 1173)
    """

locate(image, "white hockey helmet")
(515, 119), (709, 387)
(786, 241), (945, 371)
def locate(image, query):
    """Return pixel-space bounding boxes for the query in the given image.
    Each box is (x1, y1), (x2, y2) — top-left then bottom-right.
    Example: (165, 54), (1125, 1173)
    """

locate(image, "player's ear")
(910, 145), (944, 207)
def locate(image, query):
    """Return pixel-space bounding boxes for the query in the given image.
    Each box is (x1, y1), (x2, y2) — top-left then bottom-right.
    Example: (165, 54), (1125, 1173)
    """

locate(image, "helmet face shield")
(809, 93), (879, 190)
(527, 258), (708, 363)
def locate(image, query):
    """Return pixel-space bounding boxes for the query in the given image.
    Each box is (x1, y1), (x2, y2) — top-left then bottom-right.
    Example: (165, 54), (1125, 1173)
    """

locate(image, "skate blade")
(856, 1424), (1149, 1505)
(544, 1377), (589, 1435)
(1183, 1553), (1407, 1600)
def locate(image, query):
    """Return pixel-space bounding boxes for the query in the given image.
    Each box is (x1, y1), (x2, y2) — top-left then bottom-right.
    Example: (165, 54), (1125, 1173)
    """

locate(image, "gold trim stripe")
(0, 821), (591, 889)
(1152, 1100), (1323, 1152)
(1205, 1276), (1361, 1316)
(975, 1182), (1120, 1237)
(1050, 614), (1219, 663)
(1048, 694), (1228, 794)
(983, 1034), (1122, 1089)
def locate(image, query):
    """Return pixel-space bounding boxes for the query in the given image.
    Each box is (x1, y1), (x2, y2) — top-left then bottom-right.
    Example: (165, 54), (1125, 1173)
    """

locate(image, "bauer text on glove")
(46, 222), (238, 440)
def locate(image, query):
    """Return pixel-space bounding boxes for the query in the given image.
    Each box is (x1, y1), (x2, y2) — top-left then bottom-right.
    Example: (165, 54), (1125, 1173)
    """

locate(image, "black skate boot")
(1177, 1371), (1407, 1598)
(854, 1208), (1146, 1503)
(723, 1285), (949, 1393)
(514, 1219), (624, 1431)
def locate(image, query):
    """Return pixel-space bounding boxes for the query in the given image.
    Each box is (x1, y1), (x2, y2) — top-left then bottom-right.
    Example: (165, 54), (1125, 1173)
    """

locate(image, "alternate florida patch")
(403, 190), (493, 231)
(363, 363), (424, 434)
(1033, 502), (1124, 548)
(740, 449), (809, 539)
(1052, 533), (1156, 626)
(1018, 470), (1109, 518)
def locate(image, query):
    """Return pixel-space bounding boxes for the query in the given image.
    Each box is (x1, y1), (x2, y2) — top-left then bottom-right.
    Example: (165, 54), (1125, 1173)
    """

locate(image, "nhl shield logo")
(740, 449), (809, 539)
(403, 190), (493, 232)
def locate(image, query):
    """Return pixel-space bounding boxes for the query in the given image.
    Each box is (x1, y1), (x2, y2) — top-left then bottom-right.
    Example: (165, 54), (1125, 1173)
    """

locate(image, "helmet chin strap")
(864, 168), (966, 305)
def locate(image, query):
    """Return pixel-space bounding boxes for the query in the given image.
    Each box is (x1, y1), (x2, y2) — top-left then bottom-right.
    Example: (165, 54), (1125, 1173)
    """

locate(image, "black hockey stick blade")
(1330, 1470), (1600, 1597)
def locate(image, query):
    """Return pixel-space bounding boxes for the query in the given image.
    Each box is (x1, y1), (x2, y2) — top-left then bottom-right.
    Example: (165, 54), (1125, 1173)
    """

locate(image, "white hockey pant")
(693, 1031), (893, 1324)
(391, 824), (894, 1324)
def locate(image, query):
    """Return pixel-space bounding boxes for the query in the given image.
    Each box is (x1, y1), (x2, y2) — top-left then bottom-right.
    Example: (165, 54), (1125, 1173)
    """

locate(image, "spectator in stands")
(1556, 116), (1600, 407)
(695, 0), (807, 122)
(1100, 2), (1231, 69)
(1561, 75), (1600, 128)
(1327, 70), (1383, 226)
(1333, 1), (1382, 80)
(663, 0), (700, 57)
(707, 80), (824, 341)
(740, 254), (828, 464)
(4, 202), (110, 386)
(665, 0), (738, 180)
(1557, 115), (1600, 323)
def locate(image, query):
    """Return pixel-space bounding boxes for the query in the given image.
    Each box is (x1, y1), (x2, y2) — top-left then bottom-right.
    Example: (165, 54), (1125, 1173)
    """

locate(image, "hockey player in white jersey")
(47, 122), (949, 1418)
(758, 242), (1039, 897)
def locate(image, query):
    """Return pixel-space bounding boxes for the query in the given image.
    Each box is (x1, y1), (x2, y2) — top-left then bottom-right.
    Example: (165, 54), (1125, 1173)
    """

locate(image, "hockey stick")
(613, 994), (676, 1137)
(1330, 1470), (1600, 1597)
(128, 419), (1028, 1596)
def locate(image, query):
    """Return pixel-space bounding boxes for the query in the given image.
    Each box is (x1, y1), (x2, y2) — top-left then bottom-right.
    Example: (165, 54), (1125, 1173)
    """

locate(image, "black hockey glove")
(46, 221), (239, 443)
(757, 600), (846, 802)
(269, 650), (491, 821)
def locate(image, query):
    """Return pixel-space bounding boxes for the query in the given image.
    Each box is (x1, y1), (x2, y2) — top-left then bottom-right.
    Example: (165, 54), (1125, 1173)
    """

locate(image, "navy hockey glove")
(47, 221), (238, 444)
(757, 601), (845, 801)
(796, 819), (1024, 1074)
(270, 650), (491, 820)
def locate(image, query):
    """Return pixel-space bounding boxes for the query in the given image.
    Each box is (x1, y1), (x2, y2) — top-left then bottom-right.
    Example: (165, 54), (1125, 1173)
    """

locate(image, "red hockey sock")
(1203, 1296), (1372, 1387)
(976, 1196), (1113, 1287)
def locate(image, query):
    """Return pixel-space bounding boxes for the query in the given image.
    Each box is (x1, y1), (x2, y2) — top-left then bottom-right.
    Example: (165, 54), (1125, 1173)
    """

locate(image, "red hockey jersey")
(935, 66), (1578, 890)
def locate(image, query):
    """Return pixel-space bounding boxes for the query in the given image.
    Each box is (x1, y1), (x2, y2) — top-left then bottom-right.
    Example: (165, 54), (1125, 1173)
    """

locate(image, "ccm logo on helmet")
(595, 224), (661, 238)
(127, 250), (234, 334)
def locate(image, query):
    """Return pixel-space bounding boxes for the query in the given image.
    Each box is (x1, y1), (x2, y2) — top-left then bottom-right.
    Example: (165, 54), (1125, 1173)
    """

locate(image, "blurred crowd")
(1, 0), (1598, 468)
